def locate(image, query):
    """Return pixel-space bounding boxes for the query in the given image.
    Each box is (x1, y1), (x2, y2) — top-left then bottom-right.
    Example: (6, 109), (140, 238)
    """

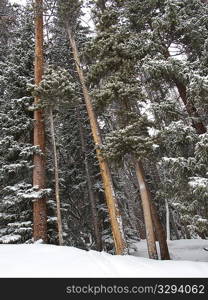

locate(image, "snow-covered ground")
(0, 239), (207, 278)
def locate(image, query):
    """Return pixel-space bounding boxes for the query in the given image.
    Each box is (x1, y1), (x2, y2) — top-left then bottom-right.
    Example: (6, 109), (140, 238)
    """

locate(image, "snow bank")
(0, 239), (207, 278)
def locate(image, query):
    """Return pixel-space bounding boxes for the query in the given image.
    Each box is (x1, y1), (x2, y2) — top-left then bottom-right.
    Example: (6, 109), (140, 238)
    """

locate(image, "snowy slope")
(132, 239), (208, 262)
(0, 239), (207, 278)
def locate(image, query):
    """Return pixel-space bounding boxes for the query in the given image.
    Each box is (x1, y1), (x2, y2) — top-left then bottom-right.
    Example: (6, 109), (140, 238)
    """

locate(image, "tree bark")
(77, 108), (102, 251)
(165, 199), (170, 241)
(33, 0), (47, 243)
(49, 107), (64, 246)
(134, 159), (158, 259)
(150, 200), (170, 260)
(67, 27), (127, 255)
(146, 162), (171, 260)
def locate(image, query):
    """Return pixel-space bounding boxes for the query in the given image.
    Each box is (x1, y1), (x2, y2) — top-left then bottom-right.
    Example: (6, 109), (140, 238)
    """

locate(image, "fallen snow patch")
(0, 239), (207, 277)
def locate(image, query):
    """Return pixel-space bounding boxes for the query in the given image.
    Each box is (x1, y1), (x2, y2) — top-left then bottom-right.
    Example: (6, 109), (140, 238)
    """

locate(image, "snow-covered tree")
(123, 0), (208, 239)
(0, 3), (36, 244)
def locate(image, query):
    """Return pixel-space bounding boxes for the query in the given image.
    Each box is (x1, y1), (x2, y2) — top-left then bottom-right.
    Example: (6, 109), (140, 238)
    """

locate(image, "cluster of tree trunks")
(66, 26), (127, 255)
(33, 0), (206, 257)
(32, 0), (170, 258)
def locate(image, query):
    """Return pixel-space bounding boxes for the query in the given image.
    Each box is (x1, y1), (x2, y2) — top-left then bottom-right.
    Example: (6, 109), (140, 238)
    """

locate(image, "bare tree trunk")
(134, 159), (158, 259)
(145, 161), (171, 259)
(67, 27), (127, 255)
(33, 0), (47, 242)
(165, 199), (170, 241)
(77, 108), (102, 251)
(150, 200), (170, 260)
(49, 107), (64, 246)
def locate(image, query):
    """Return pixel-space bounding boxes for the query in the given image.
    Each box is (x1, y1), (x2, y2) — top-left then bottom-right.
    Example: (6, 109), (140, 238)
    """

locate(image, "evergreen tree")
(36, 0), (105, 250)
(0, 0), (207, 254)
(123, 0), (208, 239)
(56, 0), (128, 254)
(0, 3), (36, 243)
(86, 0), (170, 259)
(0, 0), (14, 62)
(32, 0), (48, 243)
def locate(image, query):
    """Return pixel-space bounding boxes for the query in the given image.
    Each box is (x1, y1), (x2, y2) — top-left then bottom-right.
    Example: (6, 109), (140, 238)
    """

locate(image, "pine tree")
(0, 0), (14, 62)
(0, 3), (36, 244)
(0, 0), (207, 253)
(123, 0), (208, 239)
(57, 0), (127, 255)
(37, 0), (105, 250)
(85, 0), (169, 259)
(33, 66), (79, 245)
(33, 0), (47, 243)
(125, 0), (207, 134)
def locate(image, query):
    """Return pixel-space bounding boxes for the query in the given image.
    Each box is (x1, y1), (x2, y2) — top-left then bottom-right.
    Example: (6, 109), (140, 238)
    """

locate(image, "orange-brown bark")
(33, 0), (47, 242)
(67, 27), (127, 255)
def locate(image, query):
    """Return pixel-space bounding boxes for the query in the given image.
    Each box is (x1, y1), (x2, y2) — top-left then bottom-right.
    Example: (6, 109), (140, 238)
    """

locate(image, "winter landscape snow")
(1, 0), (208, 285)
(0, 239), (207, 278)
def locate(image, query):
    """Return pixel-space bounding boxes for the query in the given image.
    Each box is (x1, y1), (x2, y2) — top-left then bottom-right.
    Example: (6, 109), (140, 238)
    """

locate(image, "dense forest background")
(0, 0), (208, 258)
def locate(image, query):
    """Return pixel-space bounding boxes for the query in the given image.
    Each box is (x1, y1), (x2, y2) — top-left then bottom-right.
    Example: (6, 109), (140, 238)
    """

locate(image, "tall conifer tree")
(33, 0), (47, 242)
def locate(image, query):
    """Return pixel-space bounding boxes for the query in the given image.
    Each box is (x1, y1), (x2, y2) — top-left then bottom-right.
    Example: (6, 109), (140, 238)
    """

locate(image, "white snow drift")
(0, 239), (207, 277)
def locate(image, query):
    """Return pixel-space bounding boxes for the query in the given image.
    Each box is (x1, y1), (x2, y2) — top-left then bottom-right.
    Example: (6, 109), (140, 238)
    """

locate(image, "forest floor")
(0, 239), (207, 277)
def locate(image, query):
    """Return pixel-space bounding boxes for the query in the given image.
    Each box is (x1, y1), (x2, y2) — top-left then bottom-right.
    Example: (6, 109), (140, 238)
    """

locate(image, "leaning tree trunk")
(77, 108), (102, 251)
(150, 199), (170, 260)
(134, 159), (158, 259)
(33, 0), (47, 242)
(121, 98), (166, 259)
(145, 160), (171, 259)
(49, 107), (64, 246)
(67, 27), (127, 255)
